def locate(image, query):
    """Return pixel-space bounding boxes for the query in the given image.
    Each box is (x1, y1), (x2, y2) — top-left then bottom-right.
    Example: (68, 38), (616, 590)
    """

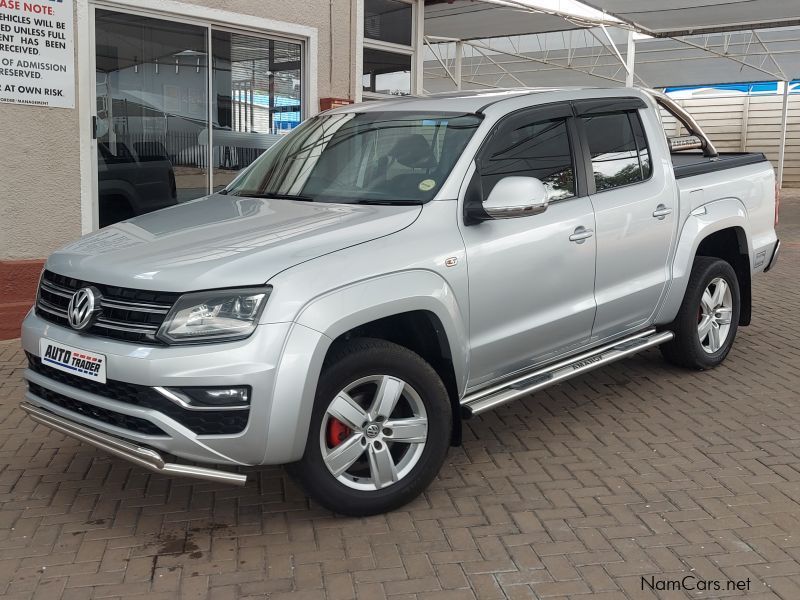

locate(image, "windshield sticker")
(419, 179), (436, 192)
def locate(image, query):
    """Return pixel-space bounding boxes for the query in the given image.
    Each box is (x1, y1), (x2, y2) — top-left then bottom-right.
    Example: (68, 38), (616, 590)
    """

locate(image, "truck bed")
(671, 152), (768, 179)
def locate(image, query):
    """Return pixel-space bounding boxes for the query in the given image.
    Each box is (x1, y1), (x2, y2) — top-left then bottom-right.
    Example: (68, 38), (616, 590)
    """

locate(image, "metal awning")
(583, 0), (800, 36)
(424, 0), (621, 40)
(425, 27), (800, 89)
(425, 0), (800, 40)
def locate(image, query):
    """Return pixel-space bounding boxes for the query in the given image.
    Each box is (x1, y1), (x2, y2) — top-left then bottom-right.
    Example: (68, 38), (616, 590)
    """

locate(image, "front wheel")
(660, 256), (740, 370)
(291, 338), (452, 516)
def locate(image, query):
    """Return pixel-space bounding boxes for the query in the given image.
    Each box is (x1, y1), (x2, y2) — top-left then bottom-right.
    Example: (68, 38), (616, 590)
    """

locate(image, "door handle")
(653, 204), (673, 220)
(569, 226), (594, 244)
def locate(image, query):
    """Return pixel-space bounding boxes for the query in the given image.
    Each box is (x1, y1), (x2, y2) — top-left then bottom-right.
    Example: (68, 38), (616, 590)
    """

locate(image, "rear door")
(575, 99), (678, 340)
(460, 104), (598, 388)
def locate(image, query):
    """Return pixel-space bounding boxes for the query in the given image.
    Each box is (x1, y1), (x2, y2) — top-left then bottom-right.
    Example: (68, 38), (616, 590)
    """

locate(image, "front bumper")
(21, 310), (325, 468)
(21, 402), (247, 485)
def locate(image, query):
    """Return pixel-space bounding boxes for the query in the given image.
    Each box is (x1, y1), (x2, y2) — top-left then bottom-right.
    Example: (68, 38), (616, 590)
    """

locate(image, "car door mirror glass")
(483, 176), (549, 219)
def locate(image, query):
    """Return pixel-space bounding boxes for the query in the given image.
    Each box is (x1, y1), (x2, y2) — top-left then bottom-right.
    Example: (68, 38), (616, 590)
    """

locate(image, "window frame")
(361, 0), (417, 100)
(361, 45), (414, 98)
(574, 103), (654, 196)
(474, 102), (589, 205)
(363, 0), (414, 47)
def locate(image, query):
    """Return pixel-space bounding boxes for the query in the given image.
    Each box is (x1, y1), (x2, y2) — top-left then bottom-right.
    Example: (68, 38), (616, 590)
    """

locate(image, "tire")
(290, 338), (452, 516)
(660, 256), (740, 370)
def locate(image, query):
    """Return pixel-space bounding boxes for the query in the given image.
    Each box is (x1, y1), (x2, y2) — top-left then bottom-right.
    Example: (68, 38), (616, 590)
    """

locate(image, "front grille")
(27, 353), (249, 436)
(35, 270), (180, 345)
(27, 381), (167, 436)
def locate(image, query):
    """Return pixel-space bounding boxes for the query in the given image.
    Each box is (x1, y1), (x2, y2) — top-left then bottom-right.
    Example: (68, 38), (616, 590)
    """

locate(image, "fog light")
(154, 386), (250, 410)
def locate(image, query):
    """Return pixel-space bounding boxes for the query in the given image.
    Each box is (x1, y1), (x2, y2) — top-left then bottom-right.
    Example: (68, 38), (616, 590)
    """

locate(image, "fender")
(656, 197), (751, 325)
(263, 269), (470, 464)
(297, 269), (470, 390)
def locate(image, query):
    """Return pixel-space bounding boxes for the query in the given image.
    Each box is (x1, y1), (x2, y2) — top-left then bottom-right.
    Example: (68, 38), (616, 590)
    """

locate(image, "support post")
(625, 29), (635, 87)
(352, 0), (363, 102)
(454, 40), (463, 90)
(739, 95), (750, 152)
(414, 0), (425, 95)
(778, 81), (790, 188)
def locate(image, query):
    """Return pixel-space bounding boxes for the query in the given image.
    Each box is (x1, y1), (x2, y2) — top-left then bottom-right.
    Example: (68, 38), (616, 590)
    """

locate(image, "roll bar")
(646, 89), (719, 159)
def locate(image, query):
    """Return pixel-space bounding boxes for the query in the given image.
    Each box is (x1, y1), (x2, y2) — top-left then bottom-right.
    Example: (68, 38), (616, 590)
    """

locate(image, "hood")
(47, 194), (421, 291)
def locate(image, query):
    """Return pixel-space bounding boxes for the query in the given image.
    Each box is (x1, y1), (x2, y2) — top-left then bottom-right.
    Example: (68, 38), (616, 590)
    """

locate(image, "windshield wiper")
(230, 191), (315, 202)
(352, 199), (422, 206)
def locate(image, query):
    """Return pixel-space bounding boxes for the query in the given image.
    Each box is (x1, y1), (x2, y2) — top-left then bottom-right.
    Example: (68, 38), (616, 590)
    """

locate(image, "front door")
(576, 105), (678, 340)
(460, 106), (597, 389)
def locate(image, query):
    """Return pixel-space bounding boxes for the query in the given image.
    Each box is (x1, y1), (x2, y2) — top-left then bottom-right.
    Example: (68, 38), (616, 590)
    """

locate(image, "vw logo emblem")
(67, 287), (101, 330)
(365, 423), (381, 438)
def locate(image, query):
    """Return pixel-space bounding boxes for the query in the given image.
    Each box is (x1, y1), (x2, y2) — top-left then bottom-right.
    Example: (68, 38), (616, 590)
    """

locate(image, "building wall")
(0, 0), (357, 338)
(0, 99), (84, 260)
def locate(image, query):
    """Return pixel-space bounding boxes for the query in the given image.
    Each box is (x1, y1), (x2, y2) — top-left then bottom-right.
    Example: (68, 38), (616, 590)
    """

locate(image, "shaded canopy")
(423, 1), (800, 88)
(424, 0), (609, 40)
(582, 0), (800, 36)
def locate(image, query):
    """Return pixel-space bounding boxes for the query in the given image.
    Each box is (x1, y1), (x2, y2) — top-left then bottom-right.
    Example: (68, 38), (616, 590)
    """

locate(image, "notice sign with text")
(0, 0), (74, 108)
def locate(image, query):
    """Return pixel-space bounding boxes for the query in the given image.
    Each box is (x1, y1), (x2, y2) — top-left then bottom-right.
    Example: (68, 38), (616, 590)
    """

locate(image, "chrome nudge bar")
(20, 403), (247, 486)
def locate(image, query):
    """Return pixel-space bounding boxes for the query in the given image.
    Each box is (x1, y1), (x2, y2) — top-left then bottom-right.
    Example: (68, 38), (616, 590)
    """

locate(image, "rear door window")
(580, 111), (651, 192)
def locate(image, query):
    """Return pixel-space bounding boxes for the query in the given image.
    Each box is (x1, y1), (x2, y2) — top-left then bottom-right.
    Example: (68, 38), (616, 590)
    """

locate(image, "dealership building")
(0, 0), (424, 339)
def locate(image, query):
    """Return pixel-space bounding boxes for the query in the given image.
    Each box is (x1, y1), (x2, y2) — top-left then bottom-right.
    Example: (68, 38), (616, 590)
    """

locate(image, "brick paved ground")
(1, 192), (799, 600)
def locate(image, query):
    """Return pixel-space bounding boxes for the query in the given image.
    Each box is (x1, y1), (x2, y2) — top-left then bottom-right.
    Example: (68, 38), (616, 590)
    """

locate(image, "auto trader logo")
(42, 344), (105, 379)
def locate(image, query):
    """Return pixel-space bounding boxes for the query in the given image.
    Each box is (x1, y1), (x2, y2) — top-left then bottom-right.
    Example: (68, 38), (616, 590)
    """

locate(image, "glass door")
(93, 9), (303, 227)
(211, 30), (303, 192)
(94, 9), (209, 227)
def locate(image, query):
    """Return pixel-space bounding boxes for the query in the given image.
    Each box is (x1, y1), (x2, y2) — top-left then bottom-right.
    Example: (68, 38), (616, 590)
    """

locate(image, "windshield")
(226, 111), (482, 204)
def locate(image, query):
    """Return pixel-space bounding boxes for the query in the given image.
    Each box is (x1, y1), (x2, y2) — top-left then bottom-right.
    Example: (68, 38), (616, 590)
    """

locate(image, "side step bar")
(21, 403), (247, 486)
(461, 328), (674, 417)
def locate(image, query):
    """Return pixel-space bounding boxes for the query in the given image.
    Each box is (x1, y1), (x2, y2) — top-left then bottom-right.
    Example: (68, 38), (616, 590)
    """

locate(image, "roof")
(327, 86), (644, 115)
(325, 88), (557, 113)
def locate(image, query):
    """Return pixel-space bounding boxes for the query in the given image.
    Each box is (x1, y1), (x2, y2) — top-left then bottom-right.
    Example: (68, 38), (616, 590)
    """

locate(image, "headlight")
(157, 287), (270, 344)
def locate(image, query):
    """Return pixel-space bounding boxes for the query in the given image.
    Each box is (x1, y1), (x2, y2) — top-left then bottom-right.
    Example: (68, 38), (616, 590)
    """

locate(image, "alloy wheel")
(319, 375), (428, 491)
(698, 276), (733, 353)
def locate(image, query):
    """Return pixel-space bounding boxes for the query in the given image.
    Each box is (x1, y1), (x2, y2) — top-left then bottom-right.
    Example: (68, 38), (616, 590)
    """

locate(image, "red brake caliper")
(327, 418), (351, 447)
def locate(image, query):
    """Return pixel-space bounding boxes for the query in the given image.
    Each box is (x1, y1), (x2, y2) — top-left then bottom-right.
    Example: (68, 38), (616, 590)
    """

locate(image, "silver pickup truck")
(20, 87), (780, 516)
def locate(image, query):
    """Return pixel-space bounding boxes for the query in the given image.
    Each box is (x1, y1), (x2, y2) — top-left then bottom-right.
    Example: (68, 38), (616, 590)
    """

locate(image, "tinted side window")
(581, 111), (651, 192)
(479, 118), (575, 202)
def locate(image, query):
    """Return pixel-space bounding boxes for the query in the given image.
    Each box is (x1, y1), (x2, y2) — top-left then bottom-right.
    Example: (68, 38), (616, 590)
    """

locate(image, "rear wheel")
(660, 256), (740, 370)
(291, 338), (452, 516)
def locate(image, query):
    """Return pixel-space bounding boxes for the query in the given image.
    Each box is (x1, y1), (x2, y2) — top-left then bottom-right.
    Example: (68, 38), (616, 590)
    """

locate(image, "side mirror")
(482, 176), (549, 219)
